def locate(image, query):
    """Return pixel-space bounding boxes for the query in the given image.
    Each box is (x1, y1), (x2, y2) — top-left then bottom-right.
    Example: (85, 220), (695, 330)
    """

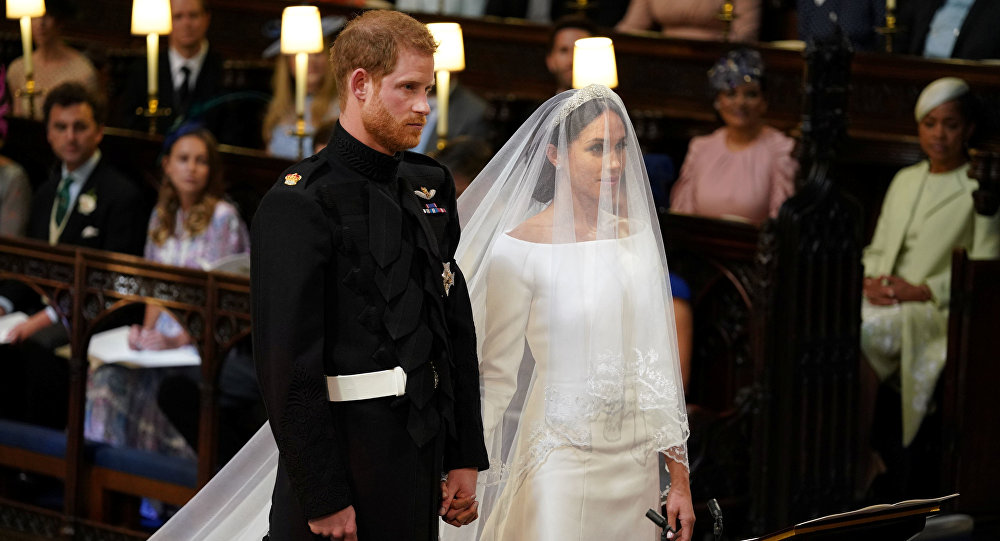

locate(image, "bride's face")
(564, 110), (626, 203)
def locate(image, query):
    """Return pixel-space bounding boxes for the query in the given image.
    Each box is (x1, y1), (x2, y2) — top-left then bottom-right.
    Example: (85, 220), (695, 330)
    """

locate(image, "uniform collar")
(332, 121), (402, 184)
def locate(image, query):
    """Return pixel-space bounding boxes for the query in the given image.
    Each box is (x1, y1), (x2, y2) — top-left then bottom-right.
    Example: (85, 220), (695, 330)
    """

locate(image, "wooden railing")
(0, 236), (251, 538)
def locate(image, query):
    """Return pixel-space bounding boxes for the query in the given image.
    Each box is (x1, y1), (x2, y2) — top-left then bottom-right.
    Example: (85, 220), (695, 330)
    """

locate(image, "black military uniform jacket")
(252, 123), (488, 540)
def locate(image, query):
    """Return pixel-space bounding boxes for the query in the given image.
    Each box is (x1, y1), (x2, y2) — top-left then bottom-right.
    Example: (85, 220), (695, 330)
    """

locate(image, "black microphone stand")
(708, 498), (724, 541)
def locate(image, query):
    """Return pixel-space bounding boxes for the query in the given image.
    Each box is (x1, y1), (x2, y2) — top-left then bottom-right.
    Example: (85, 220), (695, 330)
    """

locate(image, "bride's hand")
(664, 461), (695, 541)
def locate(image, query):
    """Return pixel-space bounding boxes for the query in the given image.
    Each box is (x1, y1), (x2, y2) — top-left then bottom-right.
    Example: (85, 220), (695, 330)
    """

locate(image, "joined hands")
(440, 467), (480, 527)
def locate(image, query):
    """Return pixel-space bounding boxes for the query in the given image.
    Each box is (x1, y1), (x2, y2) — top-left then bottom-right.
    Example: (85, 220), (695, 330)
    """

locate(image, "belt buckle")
(393, 366), (407, 396)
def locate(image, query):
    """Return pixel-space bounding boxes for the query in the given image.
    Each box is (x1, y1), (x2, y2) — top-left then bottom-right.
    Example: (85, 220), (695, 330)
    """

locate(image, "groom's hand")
(308, 505), (357, 540)
(440, 468), (480, 527)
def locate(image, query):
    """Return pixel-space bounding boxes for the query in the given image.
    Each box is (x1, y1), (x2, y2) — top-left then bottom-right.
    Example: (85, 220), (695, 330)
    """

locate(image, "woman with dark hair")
(669, 48), (797, 225)
(442, 84), (693, 541)
(861, 77), (999, 451)
(85, 125), (249, 457)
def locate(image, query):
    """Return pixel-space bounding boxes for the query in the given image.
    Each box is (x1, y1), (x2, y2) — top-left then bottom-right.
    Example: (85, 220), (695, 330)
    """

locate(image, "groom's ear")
(545, 144), (558, 167)
(350, 68), (371, 102)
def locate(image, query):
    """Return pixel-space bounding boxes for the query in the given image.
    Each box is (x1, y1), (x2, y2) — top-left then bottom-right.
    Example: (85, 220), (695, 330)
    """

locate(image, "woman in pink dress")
(617, 0), (761, 42)
(669, 49), (797, 225)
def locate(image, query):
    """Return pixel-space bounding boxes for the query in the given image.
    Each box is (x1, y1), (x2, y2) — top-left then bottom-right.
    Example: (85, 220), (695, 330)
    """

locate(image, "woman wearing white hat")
(861, 77), (1000, 456)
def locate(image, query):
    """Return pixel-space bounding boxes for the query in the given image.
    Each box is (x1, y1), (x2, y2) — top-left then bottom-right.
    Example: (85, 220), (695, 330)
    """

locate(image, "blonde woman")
(262, 17), (344, 159)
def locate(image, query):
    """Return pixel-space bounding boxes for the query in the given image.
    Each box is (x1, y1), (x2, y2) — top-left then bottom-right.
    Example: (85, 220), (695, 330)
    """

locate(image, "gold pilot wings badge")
(415, 187), (436, 200)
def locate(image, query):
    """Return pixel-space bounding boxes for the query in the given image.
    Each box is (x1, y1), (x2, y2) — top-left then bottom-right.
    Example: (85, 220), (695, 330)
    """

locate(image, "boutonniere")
(78, 190), (97, 215)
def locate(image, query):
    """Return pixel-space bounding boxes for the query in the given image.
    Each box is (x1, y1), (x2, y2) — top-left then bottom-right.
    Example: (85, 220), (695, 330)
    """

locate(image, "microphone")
(708, 498), (724, 538)
(646, 509), (676, 541)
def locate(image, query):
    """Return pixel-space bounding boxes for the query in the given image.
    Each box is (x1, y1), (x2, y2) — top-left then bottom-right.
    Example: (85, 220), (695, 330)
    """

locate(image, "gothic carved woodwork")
(0, 236), (251, 538)
(749, 34), (864, 535)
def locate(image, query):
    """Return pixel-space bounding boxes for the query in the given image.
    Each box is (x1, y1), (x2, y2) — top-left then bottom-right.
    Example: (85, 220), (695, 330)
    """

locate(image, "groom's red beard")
(362, 92), (426, 153)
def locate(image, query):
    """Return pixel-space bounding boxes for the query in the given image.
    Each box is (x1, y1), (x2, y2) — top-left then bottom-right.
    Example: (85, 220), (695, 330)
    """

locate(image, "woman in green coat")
(861, 77), (1000, 449)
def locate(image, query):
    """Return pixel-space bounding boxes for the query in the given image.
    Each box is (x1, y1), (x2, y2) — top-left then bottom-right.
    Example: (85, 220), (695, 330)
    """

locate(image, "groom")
(252, 10), (488, 541)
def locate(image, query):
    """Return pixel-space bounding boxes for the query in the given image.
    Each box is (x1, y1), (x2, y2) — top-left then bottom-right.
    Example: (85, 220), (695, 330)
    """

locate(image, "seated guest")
(262, 16), (344, 160)
(0, 155), (30, 237)
(0, 83), (32, 236)
(617, 0), (761, 42)
(428, 135), (493, 198)
(116, 0), (241, 143)
(797, 0), (885, 51)
(397, 0), (485, 17)
(897, 0), (1000, 60)
(409, 79), (492, 155)
(670, 49), (797, 225)
(312, 120), (335, 154)
(861, 77), (999, 453)
(5, 0), (99, 120)
(85, 124), (249, 457)
(0, 81), (146, 428)
(547, 16), (597, 95)
(670, 273), (693, 393)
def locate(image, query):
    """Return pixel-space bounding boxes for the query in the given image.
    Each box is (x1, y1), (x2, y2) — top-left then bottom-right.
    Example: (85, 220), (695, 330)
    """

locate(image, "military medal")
(284, 173), (302, 185)
(423, 203), (446, 214)
(415, 187), (436, 199)
(441, 262), (455, 296)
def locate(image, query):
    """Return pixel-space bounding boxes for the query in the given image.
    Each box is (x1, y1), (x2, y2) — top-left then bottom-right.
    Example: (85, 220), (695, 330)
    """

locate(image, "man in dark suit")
(0, 81), (147, 427)
(116, 0), (244, 144)
(252, 10), (488, 541)
(797, 0), (885, 51)
(898, 0), (1000, 60)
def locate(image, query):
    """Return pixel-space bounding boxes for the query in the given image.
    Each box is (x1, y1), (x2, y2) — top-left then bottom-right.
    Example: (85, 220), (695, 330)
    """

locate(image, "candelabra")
(875, 5), (900, 53)
(427, 22), (465, 151)
(281, 6), (324, 159)
(7, 0), (46, 118)
(717, 1), (737, 42)
(132, 0), (173, 134)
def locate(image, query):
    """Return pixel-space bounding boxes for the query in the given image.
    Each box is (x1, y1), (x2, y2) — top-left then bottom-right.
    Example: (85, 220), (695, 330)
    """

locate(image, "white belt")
(326, 366), (407, 402)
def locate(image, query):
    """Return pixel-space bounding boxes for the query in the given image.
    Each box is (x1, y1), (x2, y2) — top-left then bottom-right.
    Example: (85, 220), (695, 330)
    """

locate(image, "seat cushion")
(92, 446), (197, 488)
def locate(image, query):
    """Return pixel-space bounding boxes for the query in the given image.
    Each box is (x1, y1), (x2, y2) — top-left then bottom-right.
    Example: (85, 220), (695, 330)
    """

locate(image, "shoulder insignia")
(415, 187), (436, 200)
(284, 173), (302, 186)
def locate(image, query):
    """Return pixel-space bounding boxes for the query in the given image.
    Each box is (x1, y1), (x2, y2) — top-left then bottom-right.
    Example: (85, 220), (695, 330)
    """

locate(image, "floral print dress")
(85, 200), (249, 458)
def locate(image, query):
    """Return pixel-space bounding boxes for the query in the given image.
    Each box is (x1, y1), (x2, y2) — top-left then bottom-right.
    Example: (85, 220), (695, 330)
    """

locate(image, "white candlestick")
(294, 52), (308, 118)
(20, 17), (33, 76)
(147, 33), (159, 96)
(887, 0), (895, 11)
(436, 70), (450, 142)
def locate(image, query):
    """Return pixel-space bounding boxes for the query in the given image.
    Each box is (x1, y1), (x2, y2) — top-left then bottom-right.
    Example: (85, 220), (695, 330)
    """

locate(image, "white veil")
(445, 85), (688, 540)
(150, 85), (687, 541)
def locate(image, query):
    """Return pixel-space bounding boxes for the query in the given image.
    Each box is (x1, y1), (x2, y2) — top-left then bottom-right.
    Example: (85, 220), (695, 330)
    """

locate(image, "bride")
(151, 85), (692, 541)
(445, 84), (692, 540)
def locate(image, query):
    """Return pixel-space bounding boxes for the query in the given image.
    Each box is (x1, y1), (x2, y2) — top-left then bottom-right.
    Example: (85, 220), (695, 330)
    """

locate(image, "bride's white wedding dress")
(469, 231), (676, 540)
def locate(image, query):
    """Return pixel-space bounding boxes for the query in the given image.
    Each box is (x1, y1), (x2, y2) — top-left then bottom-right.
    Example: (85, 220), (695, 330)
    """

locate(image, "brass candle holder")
(565, 0), (592, 17)
(136, 95), (172, 135)
(717, 1), (737, 42)
(289, 114), (310, 160)
(15, 75), (41, 119)
(875, 8), (900, 53)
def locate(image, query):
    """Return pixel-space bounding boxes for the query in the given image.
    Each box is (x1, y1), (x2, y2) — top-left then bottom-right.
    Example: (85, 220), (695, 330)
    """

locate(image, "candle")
(294, 52), (308, 118)
(436, 69), (450, 142)
(147, 33), (159, 96)
(20, 17), (33, 76)
(887, 0), (895, 11)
